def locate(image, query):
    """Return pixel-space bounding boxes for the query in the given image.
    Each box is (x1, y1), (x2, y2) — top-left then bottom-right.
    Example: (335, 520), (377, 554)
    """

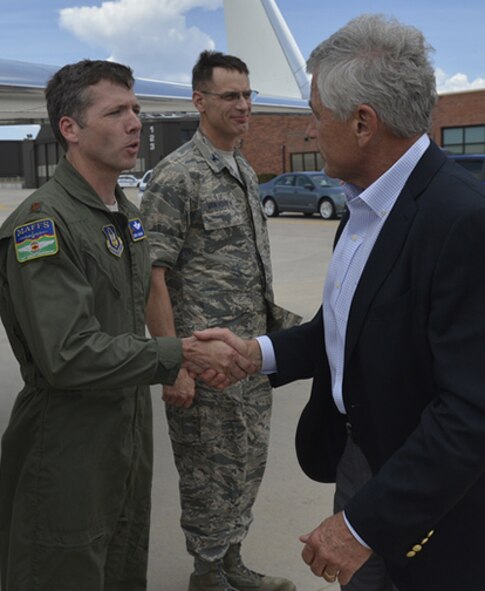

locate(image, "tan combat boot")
(222, 544), (296, 591)
(188, 559), (239, 591)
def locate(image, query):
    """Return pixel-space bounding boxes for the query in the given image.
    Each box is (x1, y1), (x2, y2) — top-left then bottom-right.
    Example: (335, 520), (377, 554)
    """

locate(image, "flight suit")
(0, 157), (182, 591)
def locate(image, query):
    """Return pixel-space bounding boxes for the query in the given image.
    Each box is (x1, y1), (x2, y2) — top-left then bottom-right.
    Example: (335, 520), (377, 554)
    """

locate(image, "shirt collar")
(55, 156), (132, 215)
(343, 133), (430, 219)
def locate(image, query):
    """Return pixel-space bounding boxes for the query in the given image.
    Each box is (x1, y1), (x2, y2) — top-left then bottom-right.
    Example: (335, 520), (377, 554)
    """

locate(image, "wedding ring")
(322, 568), (338, 583)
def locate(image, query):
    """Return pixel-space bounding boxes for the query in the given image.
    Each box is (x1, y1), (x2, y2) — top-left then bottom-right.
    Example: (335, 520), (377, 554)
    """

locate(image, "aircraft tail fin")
(223, 0), (310, 100)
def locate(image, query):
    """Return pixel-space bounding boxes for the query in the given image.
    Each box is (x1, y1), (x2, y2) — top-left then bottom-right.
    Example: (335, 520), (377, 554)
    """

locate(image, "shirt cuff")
(343, 511), (371, 549)
(255, 335), (277, 374)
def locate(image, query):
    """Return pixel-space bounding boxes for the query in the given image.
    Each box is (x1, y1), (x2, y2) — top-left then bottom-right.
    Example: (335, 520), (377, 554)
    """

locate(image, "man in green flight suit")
(0, 59), (254, 591)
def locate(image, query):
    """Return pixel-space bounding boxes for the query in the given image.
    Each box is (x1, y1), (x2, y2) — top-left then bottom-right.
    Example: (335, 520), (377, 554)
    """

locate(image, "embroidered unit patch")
(102, 224), (124, 257)
(14, 218), (59, 263)
(128, 218), (146, 242)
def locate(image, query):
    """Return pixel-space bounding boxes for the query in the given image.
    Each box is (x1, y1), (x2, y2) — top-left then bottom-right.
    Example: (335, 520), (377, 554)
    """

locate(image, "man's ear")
(58, 116), (80, 146)
(192, 91), (205, 114)
(353, 104), (378, 147)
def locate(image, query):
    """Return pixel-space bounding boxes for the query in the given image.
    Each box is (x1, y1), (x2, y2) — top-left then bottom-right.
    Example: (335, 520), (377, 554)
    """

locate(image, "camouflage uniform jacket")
(141, 129), (300, 337)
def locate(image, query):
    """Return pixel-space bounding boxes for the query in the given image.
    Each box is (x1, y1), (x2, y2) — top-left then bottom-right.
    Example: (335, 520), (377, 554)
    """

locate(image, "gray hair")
(307, 14), (438, 138)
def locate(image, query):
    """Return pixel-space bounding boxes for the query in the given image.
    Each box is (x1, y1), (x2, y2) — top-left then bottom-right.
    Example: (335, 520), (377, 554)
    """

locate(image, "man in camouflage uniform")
(140, 51), (300, 591)
(0, 59), (251, 591)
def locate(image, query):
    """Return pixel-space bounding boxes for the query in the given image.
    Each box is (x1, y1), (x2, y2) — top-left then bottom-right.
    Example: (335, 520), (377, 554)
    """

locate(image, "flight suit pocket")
(84, 250), (122, 298)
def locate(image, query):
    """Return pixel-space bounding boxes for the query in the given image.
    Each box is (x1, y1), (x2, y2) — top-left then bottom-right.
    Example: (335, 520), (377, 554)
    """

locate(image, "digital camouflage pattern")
(141, 130), (300, 560)
(166, 368), (272, 560)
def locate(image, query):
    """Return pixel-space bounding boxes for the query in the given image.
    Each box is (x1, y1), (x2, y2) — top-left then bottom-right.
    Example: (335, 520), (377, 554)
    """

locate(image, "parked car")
(137, 169), (153, 199)
(259, 171), (346, 219)
(447, 154), (485, 183)
(117, 174), (139, 188)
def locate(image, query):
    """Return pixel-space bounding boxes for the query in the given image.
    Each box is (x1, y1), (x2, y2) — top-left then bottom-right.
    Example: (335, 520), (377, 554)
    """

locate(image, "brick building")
(241, 112), (316, 179)
(241, 88), (485, 179)
(430, 89), (485, 154)
(1, 88), (484, 187)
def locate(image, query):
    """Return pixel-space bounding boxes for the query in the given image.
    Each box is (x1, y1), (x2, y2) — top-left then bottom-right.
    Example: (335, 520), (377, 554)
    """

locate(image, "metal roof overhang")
(0, 59), (309, 124)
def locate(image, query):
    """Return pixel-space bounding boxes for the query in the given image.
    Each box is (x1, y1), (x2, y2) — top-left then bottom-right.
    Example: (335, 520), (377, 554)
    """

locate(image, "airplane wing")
(0, 0), (310, 124)
(0, 56), (308, 125)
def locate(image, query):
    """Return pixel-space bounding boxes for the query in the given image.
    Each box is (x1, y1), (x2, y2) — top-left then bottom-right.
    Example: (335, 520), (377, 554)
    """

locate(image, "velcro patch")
(14, 218), (59, 263)
(102, 224), (124, 257)
(128, 218), (146, 242)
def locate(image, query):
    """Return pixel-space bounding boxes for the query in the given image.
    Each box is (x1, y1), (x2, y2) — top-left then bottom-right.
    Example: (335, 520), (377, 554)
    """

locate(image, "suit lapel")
(344, 141), (446, 362)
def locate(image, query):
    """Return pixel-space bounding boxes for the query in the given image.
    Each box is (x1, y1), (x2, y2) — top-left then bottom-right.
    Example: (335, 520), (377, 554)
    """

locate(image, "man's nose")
(128, 110), (142, 130)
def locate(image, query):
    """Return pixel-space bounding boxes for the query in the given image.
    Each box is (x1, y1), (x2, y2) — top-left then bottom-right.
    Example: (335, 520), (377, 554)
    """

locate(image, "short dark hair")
(45, 59), (135, 151)
(192, 50), (249, 91)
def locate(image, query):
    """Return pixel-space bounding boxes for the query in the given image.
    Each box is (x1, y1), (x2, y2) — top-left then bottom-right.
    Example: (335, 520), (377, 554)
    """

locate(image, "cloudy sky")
(2, 0), (485, 138)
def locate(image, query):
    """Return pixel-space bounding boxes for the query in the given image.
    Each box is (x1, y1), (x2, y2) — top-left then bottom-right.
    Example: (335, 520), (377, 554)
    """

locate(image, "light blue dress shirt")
(257, 134), (430, 548)
(258, 134), (430, 393)
(323, 133), (430, 414)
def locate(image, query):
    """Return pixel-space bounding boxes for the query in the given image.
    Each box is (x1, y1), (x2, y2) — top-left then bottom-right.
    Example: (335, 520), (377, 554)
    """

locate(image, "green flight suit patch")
(14, 218), (59, 263)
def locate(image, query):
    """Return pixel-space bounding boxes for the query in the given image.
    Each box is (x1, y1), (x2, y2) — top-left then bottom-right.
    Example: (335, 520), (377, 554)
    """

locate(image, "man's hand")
(191, 328), (262, 388)
(194, 328), (262, 370)
(181, 333), (259, 387)
(163, 367), (195, 408)
(300, 511), (373, 586)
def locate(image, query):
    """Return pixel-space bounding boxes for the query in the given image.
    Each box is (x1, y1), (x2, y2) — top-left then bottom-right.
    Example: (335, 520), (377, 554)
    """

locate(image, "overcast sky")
(2, 0), (485, 138)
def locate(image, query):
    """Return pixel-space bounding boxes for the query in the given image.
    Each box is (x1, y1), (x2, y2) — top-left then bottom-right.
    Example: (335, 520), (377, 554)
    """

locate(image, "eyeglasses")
(200, 90), (259, 102)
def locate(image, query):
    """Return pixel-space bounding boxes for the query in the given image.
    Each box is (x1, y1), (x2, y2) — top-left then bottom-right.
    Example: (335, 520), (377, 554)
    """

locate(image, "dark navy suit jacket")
(269, 141), (485, 590)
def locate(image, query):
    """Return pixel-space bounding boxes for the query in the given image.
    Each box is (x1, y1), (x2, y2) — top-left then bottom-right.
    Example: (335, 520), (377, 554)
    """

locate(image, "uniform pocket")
(166, 393), (232, 445)
(201, 202), (246, 231)
(83, 251), (121, 297)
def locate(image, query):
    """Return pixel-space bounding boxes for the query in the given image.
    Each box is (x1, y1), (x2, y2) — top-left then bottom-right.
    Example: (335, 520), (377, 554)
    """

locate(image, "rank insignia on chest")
(128, 218), (146, 242)
(102, 224), (124, 257)
(14, 218), (59, 263)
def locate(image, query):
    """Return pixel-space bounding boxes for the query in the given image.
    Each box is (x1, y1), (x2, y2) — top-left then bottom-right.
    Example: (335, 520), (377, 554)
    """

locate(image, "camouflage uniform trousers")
(166, 373), (272, 561)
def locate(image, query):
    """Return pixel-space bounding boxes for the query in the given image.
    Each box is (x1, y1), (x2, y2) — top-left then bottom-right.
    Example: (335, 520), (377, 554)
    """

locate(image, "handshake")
(180, 328), (262, 390)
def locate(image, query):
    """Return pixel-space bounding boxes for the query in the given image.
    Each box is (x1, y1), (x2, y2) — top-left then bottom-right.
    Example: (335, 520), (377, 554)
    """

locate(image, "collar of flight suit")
(54, 156), (133, 217)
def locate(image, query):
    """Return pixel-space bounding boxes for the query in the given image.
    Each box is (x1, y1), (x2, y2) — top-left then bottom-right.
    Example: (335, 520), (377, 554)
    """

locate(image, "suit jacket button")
(406, 551), (416, 558)
(412, 544), (423, 552)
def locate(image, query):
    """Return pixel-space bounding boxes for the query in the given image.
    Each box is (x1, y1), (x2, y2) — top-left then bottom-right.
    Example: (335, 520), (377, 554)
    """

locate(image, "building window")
(290, 151), (323, 171)
(442, 125), (485, 154)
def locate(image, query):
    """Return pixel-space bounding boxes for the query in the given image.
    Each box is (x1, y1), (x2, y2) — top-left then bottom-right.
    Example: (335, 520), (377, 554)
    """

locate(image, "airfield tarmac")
(0, 186), (339, 590)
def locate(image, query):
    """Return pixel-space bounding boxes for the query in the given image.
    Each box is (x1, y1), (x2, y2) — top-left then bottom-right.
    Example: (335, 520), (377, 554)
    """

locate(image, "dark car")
(447, 154), (485, 183)
(259, 171), (346, 219)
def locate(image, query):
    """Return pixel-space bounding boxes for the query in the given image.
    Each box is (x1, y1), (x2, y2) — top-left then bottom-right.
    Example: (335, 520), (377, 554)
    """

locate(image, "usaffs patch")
(102, 224), (124, 257)
(14, 218), (59, 263)
(128, 218), (146, 242)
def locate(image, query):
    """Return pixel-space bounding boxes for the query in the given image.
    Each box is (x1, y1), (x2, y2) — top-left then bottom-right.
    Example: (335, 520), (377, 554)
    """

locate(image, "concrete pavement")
(0, 186), (340, 590)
